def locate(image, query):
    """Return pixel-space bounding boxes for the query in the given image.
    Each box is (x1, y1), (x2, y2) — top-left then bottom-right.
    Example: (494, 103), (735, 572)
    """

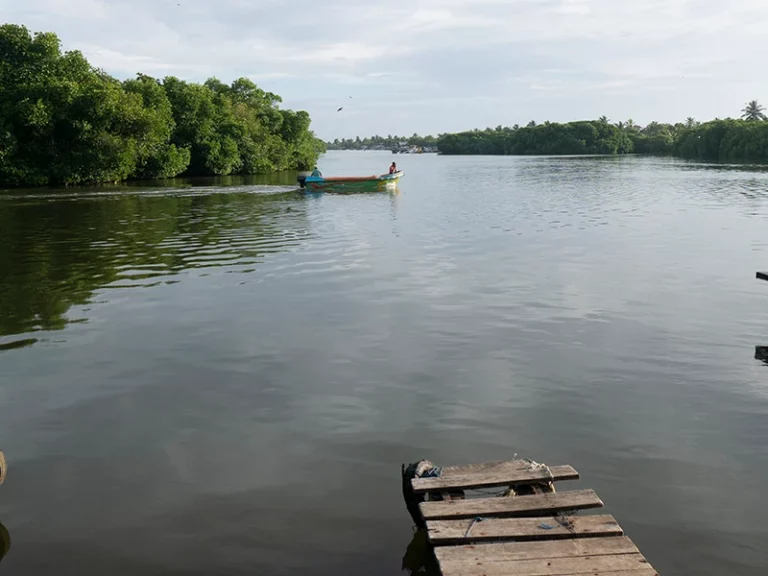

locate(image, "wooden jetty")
(402, 459), (659, 576)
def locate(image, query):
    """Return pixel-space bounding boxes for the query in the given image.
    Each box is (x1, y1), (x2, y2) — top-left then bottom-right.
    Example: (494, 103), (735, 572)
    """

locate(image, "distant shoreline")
(328, 116), (768, 162)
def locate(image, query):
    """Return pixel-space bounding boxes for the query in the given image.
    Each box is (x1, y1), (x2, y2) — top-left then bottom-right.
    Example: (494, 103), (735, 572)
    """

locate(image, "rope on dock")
(522, 457), (554, 479)
(464, 517), (484, 537)
(422, 465), (442, 478)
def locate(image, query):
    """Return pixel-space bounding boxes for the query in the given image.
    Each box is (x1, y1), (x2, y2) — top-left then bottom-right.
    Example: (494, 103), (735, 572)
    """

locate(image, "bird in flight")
(337, 107), (344, 112)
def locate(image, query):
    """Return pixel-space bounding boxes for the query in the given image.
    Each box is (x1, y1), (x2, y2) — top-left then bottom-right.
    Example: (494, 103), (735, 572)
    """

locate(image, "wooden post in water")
(756, 273), (768, 362)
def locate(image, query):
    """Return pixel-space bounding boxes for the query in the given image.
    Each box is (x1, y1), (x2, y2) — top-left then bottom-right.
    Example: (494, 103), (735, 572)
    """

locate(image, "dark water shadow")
(401, 530), (440, 576)
(0, 522), (11, 565)
(675, 159), (768, 174)
(0, 338), (38, 352)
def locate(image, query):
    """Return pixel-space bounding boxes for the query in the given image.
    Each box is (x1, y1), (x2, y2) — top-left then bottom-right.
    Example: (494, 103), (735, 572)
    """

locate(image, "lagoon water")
(1, 151), (767, 575)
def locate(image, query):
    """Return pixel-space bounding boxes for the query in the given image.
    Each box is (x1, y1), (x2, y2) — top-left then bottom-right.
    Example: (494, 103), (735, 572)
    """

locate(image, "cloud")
(3, 0), (768, 138)
(75, 44), (194, 74)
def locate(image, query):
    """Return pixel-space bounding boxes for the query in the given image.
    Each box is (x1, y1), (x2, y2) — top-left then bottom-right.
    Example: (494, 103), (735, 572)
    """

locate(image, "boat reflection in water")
(0, 522), (10, 565)
(401, 529), (440, 576)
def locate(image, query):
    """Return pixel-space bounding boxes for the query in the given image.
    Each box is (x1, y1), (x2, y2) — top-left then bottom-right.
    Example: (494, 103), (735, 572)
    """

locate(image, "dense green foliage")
(0, 24), (323, 187)
(438, 121), (635, 155)
(674, 119), (768, 161)
(327, 134), (438, 150)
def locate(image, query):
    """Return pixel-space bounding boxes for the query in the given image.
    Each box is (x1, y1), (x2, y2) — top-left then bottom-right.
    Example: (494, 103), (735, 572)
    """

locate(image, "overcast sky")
(3, 0), (768, 139)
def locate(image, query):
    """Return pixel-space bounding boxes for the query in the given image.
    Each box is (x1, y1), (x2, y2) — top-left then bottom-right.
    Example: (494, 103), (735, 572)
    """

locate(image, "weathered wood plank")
(438, 552), (653, 576)
(412, 465), (578, 493)
(574, 572), (658, 576)
(427, 515), (623, 545)
(421, 490), (603, 520)
(441, 564), (656, 576)
(435, 537), (640, 564)
(571, 572), (658, 576)
(442, 460), (534, 476)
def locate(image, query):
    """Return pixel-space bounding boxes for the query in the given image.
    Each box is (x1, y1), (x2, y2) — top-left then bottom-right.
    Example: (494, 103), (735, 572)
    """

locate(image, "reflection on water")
(1, 152), (768, 575)
(0, 339), (37, 352)
(401, 530), (439, 576)
(0, 522), (10, 565)
(0, 187), (308, 344)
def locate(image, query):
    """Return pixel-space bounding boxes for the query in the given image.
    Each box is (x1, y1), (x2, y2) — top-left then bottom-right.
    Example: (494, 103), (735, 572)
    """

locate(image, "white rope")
(521, 457), (554, 480)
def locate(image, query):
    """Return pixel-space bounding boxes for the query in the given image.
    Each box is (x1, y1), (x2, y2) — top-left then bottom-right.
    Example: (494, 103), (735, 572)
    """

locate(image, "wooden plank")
(438, 552), (654, 576)
(572, 572), (657, 576)
(427, 514), (623, 546)
(440, 569), (656, 576)
(441, 565), (656, 576)
(757, 271), (768, 282)
(435, 537), (640, 564)
(412, 465), (578, 494)
(421, 489), (603, 520)
(441, 460), (534, 476)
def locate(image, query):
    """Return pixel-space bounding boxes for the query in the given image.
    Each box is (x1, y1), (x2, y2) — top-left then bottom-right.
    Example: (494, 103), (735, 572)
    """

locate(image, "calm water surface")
(1, 151), (767, 575)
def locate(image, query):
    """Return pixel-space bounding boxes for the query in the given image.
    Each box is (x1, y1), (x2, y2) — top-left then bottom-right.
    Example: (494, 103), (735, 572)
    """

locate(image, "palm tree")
(741, 100), (767, 121)
(599, 115), (609, 124)
(643, 121), (660, 135)
(527, 120), (537, 128)
(626, 118), (638, 131)
(685, 117), (697, 128)
(615, 120), (625, 131)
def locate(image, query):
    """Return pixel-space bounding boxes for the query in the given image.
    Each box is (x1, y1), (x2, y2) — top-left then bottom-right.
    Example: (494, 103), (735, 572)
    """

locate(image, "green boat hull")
(300, 171), (403, 193)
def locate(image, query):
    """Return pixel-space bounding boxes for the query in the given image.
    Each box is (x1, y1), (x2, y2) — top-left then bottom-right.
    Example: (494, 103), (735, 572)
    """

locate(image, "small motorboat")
(298, 170), (403, 193)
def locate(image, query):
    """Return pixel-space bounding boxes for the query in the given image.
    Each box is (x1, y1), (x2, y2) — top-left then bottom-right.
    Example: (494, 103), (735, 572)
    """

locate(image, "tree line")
(0, 24), (325, 187)
(435, 101), (768, 161)
(326, 134), (438, 150)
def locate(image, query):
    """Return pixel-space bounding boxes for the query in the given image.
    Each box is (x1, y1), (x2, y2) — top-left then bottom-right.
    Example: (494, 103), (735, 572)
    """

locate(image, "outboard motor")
(297, 174), (307, 188)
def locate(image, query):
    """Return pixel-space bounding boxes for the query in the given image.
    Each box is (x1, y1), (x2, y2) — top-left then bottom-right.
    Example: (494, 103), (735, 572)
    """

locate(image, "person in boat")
(389, 162), (397, 174)
(311, 167), (322, 177)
